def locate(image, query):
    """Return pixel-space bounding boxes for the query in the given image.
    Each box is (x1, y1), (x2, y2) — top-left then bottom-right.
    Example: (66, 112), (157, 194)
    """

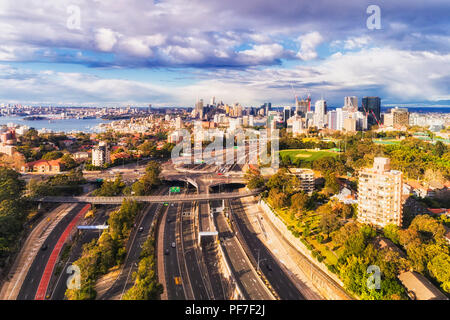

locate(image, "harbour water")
(0, 116), (112, 133)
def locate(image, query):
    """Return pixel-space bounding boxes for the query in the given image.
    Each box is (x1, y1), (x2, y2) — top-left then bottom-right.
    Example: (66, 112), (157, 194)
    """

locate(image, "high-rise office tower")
(383, 107), (409, 128)
(295, 98), (310, 116)
(263, 102), (272, 116)
(195, 98), (204, 119)
(327, 110), (337, 130)
(314, 99), (327, 128)
(283, 106), (293, 126)
(360, 97), (381, 127)
(344, 96), (358, 112)
(358, 157), (403, 228)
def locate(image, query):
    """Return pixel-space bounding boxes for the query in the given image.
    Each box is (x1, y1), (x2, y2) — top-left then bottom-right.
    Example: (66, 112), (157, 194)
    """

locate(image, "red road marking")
(34, 204), (91, 300)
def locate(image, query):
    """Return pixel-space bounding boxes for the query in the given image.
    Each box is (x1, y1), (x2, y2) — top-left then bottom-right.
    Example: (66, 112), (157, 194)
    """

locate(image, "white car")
(171, 242), (176, 248)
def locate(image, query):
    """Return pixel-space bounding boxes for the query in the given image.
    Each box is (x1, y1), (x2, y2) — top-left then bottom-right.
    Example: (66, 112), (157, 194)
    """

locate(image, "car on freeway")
(41, 244), (48, 251)
(164, 249), (170, 255)
(138, 226), (144, 232)
(266, 264), (273, 271)
(171, 242), (176, 248)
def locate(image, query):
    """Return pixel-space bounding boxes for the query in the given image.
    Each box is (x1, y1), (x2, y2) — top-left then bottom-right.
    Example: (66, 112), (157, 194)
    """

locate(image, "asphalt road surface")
(180, 201), (210, 300)
(17, 203), (86, 300)
(229, 198), (305, 300)
(211, 200), (272, 300)
(163, 201), (185, 300)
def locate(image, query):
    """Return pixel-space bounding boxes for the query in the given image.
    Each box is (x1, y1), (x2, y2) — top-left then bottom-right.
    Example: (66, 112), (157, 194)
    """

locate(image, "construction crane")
(290, 83), (299, 106)
(361, 100), (382, 127)
(370, 109), (382, 127)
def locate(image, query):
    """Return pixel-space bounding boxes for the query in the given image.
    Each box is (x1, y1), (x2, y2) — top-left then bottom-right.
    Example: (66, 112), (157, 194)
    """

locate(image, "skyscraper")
(358, 157), (403, 228)
(283, 106), (293, 126)
(314, 99), (327, 128)
(195, 98), (204, 119)
(344, 96), (358, 112)
(295, 98), (310, 116)
(383, 107), (409, 128)
(360, 97), (381, 127)
(264, 102), (272, 116)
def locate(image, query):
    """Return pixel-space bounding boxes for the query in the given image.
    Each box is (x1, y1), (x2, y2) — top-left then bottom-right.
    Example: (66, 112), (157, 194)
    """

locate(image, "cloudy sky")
(0, 0), (449, 107)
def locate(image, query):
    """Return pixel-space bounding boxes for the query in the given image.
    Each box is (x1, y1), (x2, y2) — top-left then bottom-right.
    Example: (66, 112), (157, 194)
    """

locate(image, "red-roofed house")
(21, 159), (64, 173)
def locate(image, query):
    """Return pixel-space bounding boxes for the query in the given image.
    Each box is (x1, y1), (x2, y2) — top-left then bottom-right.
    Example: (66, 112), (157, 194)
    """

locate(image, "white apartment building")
(358, 157), (403, 228)
(289, 168), (315, 194)
(92, 141), (111, 167)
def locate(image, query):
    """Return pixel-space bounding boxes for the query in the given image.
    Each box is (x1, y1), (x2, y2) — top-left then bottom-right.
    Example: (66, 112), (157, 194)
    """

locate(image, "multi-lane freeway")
(16, 203), (87, 300)
(211, 199), (273, 300)
(228, 198), (305, 300)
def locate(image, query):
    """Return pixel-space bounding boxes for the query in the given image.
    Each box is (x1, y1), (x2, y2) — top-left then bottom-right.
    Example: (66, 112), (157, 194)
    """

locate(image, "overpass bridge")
(33, 190), (261, 205)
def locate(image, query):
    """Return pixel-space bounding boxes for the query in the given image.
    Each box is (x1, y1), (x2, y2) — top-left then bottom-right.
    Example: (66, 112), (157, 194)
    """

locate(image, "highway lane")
(0, 203), (74, 300)
(17, 203), (86, 300)
(198, 199), (226, 300)
(229, 198), (305, 300)
(200, 236), (226, 300)
(163, 201), (185, 300)
(211, 200), (272, 300)
(180, 201), (210, 300)
(50, 206), (111, 300)
(100, 197), (164, 300)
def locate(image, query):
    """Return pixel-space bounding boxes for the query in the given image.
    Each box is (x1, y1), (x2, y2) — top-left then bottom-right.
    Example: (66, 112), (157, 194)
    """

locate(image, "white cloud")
(297, 31), (323, 60)
(94, 28), (119, 52)
(343, 36), (371, 50)
(118, 37), (153, 58)
(238, 44), (285, 64)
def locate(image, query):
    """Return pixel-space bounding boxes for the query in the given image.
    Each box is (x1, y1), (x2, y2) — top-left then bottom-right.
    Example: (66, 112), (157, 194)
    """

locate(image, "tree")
(383, 224), (400, 245)
(60, 154), (77, 170)
(323, 173), (340, 195)
(268, 188), (287, 209)
(41, 150), (63, 160)
(409, 214), (446, 242)
(245, 170), (265, 190)
(318, 204), (340, 238)
(433, 141), (446, 157)
(428, 253), (450, 293)
(132, 161), (161, 196)
(0, 167), (24, 201)
(93, 175), (125, 196)
(290, 192), (309, 214)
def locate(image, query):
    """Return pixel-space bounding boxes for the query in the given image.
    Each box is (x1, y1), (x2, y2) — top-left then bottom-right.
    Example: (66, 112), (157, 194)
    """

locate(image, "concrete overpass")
(33, 189), (261, 205)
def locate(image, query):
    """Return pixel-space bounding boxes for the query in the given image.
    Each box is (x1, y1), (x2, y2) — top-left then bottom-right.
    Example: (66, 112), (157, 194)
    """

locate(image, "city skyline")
(0, 0), (449, 107)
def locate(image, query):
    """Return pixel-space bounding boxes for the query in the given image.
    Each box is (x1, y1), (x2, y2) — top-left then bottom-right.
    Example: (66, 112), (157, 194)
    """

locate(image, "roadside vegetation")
(0, 168), (30, 269)
(122, 236), (163, 300)
(65, 199), (142, 300)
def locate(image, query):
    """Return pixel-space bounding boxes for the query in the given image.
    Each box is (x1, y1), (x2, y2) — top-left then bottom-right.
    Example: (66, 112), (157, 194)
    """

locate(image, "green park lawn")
(279, 149), (338, 163)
